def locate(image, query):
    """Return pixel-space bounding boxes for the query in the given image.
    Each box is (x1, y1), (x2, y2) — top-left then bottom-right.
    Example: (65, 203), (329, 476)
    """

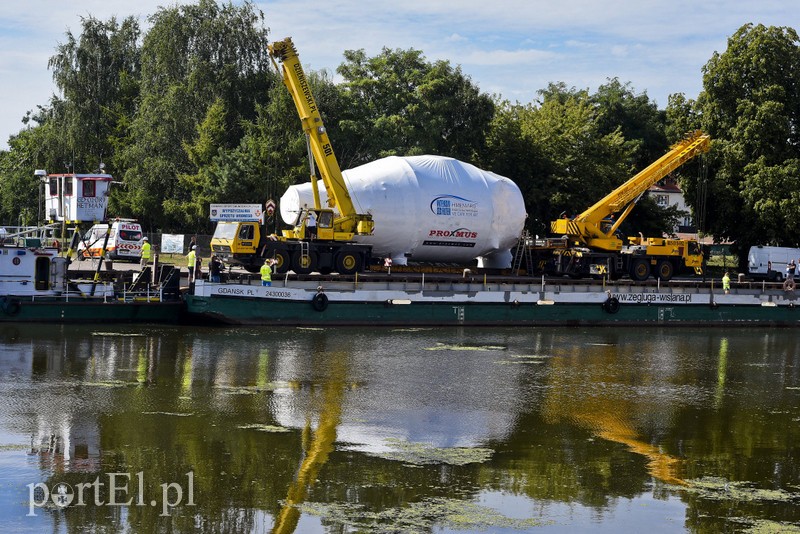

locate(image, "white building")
(648, 177), (694, 233)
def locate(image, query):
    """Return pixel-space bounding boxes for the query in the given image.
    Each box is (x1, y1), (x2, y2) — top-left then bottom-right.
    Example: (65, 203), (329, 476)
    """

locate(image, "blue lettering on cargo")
(430, 195), (478, 217)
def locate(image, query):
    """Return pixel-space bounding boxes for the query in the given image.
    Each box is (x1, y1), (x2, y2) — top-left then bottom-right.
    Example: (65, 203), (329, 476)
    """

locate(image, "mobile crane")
(531, 130), (711, 281)
(211, 37), (374, 275)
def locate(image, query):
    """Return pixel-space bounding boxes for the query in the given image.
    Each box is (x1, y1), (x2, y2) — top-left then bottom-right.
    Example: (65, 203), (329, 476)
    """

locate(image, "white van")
(747, 245), (800, 281)
(76, 219), (144, 261)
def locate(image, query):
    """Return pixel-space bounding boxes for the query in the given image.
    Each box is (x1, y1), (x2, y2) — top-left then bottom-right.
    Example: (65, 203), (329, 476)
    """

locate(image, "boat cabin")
(0, 232), (66, 296)
(39, 171), (112, 223)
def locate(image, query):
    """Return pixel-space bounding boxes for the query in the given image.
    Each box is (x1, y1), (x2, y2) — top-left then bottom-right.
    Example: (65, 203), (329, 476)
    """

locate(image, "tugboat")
(0, 225), (182, 324)
(0, 169), (182, 324)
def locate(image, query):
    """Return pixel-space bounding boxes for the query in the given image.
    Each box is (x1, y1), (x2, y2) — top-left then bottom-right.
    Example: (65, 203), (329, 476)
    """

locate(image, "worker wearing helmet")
(187, 245), (197, 283)
(260, 258), (273, 287)
(140, 236), (151, 269)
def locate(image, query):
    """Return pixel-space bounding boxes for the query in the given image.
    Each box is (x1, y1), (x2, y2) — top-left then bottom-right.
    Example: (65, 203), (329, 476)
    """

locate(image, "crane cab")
(286, 208), (336, 241)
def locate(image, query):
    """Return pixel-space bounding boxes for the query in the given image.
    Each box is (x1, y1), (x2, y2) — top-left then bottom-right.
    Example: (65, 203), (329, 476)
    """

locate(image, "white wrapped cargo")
(280, 155), (526, 267)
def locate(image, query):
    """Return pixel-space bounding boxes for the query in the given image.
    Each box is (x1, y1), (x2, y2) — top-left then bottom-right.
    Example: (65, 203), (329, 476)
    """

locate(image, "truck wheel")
(630, 258), (651, 281)
(272, 250), (290, 274)
(656, 260), (674, 281)
(335, 252), (361, 275)
(292, 251), (317, 274)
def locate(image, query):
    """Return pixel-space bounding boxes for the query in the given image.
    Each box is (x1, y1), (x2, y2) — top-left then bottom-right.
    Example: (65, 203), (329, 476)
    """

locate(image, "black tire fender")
(311, 292), (328, 312)
(603, 296), (620, 314)
(1, 297), (22, 316)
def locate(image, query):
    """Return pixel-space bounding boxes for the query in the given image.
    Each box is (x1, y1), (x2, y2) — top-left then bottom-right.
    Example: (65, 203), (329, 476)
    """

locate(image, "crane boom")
(209, 37), (374, 276)
(268, 37), (373, 237)
(551, 130), (710, 251)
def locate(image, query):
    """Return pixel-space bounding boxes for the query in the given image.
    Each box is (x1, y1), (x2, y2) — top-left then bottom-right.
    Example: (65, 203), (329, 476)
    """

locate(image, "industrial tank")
(280, 155), (526, 267)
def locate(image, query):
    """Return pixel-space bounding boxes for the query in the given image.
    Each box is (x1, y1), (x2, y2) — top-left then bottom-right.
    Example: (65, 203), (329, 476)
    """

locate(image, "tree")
(116, 0), (271, 230)
(480, 99), (552, 236)
(527, 84), (634, 230)
(593, 78), (667, 170)
(690, 24), (800, 254)
(47, 15), (141, 174)
(336, 47), (494, 166)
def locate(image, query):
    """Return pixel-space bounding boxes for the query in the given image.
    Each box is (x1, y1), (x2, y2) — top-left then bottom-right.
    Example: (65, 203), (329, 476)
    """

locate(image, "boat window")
(49, 177), (58, 196)
(63, 179), (73, 196)
(82, 180), (96, 197)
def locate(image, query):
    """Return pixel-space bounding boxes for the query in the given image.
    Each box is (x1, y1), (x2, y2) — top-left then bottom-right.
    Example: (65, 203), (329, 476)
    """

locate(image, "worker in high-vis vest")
(260, 259), (273, 287)
(140, 237), (151, 269)
(187, 245), (197, 283)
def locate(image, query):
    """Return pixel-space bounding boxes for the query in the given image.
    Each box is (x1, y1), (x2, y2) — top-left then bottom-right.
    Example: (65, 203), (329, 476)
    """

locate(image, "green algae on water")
(0, 444), (28, 451)
(83, 380), (138, 388)
(213, 381), (292, 394)
(680, 477), (798, 502)
(296, 497), (545, 532)
(745, 519), (800, 533)
(373, 438), (493, 466)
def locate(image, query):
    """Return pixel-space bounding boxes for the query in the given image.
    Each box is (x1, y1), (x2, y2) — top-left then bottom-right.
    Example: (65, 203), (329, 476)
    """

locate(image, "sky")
(0, 0), (797, 151)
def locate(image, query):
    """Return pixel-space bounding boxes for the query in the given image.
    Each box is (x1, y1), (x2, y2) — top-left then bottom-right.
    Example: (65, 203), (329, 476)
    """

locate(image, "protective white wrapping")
(280, 155), (526, 267)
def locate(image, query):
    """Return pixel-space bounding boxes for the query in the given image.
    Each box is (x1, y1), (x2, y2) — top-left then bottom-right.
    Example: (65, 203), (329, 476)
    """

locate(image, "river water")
(0, 323), (799, 533)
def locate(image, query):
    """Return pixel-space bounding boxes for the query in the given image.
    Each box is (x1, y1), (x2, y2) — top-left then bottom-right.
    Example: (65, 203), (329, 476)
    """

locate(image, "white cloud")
(460, 48), (558, 67)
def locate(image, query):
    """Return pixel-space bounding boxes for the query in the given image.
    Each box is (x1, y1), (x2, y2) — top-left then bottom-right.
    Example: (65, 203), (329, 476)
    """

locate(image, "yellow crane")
(537, 130), (711, 281)
(211, 37), (373, 275)
(268, 37), (374, 243)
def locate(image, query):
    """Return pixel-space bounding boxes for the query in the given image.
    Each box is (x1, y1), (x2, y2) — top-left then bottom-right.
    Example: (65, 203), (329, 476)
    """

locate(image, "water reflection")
(0, 324), (799, 532)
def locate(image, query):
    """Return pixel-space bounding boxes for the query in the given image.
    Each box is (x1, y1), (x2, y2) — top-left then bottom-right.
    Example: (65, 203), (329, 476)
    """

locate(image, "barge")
(184, 276), (799, 326)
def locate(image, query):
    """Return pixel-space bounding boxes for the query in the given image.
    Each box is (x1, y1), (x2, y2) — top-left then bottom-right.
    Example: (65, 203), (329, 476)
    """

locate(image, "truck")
(210, 37), (374, 275)
(747, 246), (800, 281)
(526, 130), (711, 281)
(76, 219), (144, 261)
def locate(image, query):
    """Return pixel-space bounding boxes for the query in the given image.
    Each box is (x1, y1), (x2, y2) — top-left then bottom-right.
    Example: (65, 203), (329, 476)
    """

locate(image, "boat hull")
(0, 297), (183, 324)
(185, 280), (800, 327)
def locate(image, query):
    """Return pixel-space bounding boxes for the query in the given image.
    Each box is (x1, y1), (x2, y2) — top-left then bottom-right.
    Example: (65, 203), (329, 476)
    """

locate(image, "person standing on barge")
(261, 259), (273, 287)
(187, 245), (197, 283)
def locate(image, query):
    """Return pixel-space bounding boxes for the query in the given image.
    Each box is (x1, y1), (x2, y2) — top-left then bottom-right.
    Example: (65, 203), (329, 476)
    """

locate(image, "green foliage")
(336, 47), (494, 165)
(623, 195), (687, 238)
(480, 99), (550, 234)
(116, 0), (271, 230)
(530, 85), (635, 233)
(692, 24), (800, 251)
(593, 78), (667, 169)
(47, 15), (141, 173)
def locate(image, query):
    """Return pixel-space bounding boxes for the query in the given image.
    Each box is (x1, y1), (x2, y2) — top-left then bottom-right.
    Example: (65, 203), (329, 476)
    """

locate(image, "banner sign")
(210, 204), (263, 223)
